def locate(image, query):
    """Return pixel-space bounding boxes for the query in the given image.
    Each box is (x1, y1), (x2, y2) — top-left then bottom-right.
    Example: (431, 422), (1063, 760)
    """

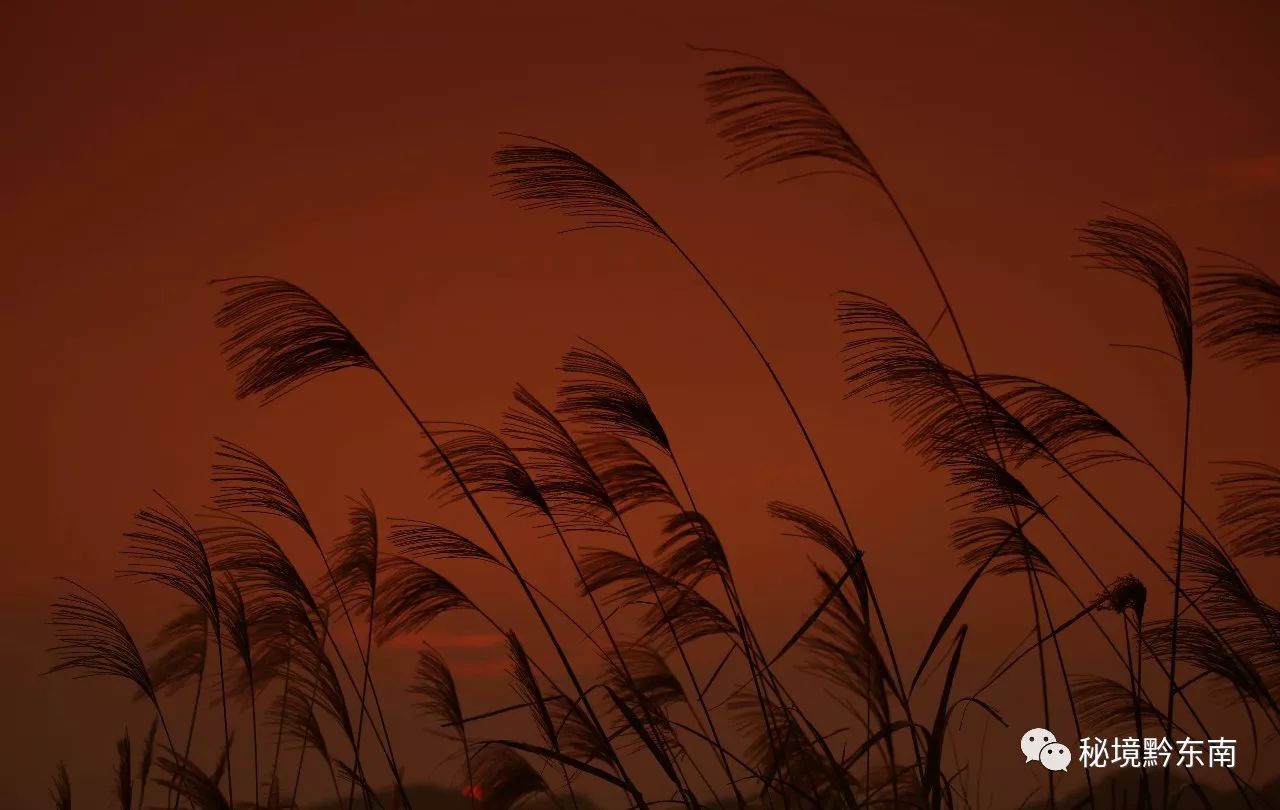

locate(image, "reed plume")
(50, 762), (70, 810)
(1080, 209), (1194, 810)
(493, 132), (916, 748)
(1215, 461), (1280, 558)
(40, 43), (1280, 810)
(137, 719), (158, 810)
(121, 498), (236, 806)
(1195, 252), (1280, 367)
(214, 278), (643, 809)
(410, 645), (476, 807)
(115, 730), (132, 810)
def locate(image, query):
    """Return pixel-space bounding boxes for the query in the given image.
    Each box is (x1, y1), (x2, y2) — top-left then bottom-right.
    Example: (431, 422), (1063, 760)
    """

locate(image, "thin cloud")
(1212, 153), (1280, 192)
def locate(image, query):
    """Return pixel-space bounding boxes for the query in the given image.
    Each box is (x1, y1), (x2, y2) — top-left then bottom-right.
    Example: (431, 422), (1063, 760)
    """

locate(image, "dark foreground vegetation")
(45, 48), (1280, 810)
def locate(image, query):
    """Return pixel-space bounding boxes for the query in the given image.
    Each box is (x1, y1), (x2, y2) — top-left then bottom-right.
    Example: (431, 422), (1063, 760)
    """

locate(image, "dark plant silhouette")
(50, 762), (70, 810)
(42, 47), (1280, 810)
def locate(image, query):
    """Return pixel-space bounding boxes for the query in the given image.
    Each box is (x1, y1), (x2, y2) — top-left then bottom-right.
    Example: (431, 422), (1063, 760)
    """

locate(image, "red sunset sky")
(4, 3), (1280, 808)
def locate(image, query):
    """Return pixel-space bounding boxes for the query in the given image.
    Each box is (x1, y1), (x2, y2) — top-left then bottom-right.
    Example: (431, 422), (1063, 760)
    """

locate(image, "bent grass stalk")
(42, 52), (1280, 810)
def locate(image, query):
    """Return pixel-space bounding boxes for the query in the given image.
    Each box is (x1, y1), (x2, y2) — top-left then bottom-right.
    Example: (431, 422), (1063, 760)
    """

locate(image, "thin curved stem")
(661, 235), (926, 786)
(369, 372), (648, 806)
(1162, 389), (1194, 810)
(344, 576), (379, 810)
(213, 636), (235, 808)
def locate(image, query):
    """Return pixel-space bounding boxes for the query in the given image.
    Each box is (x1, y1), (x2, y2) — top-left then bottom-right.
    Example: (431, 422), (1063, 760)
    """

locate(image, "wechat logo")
(1022, 728), (1071, 772)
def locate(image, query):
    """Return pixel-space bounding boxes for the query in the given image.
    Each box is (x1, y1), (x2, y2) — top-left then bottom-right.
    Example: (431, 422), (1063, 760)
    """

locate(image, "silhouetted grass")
(42, 48), (1280, 810)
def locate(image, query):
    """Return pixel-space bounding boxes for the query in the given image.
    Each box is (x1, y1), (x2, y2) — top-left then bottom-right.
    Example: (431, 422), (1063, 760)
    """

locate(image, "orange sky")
(4, 2), (1280, 807)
